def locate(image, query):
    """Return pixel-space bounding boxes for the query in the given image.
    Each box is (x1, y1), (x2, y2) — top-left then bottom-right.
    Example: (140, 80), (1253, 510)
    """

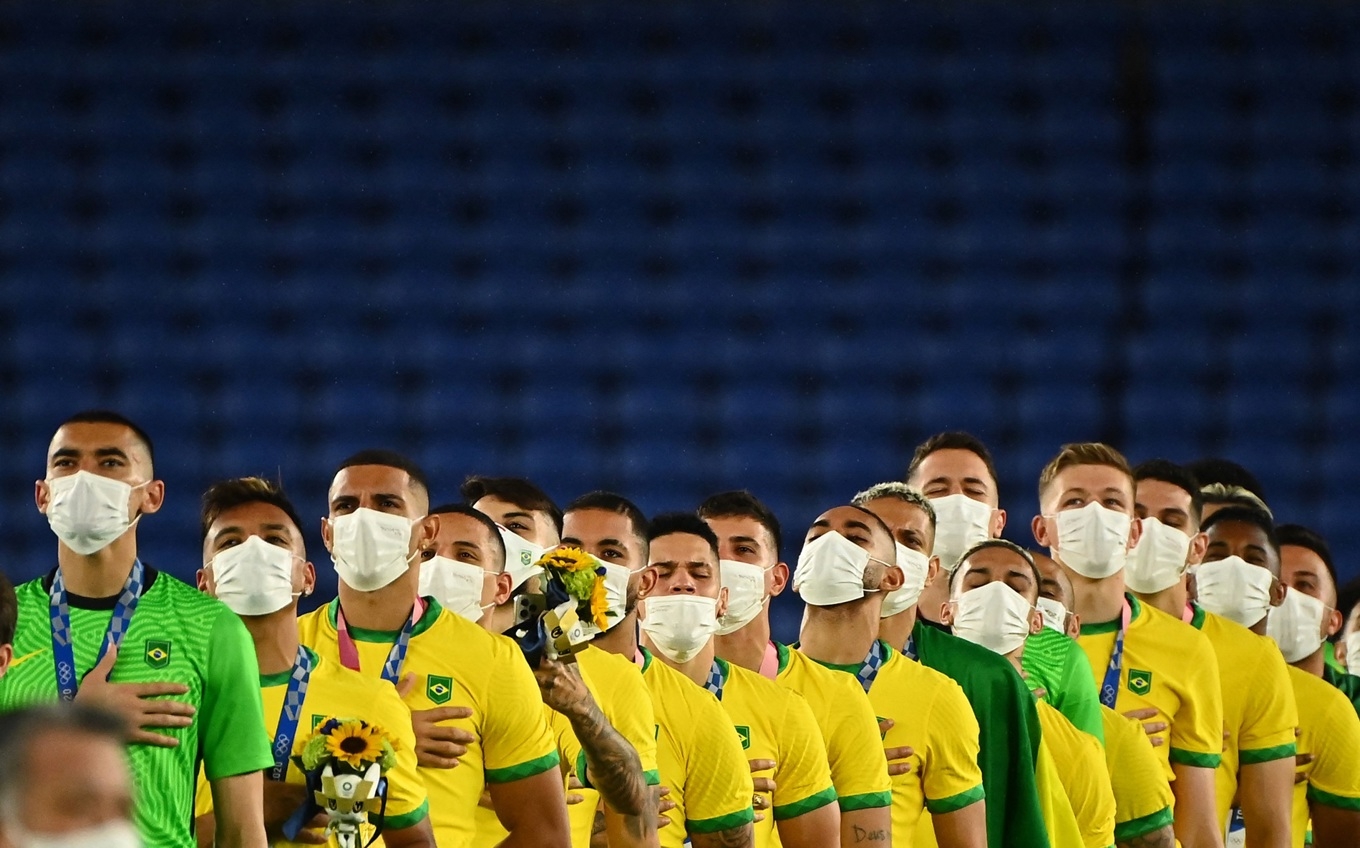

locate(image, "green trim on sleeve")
(1239, 742), (1297, 765)
(686, 806), (755, 834)
(1189, 603), (1207, 631)
(484, 750), (561, 785)
(644, 769), (660, 786)
(575, 749), (591, 788)
(925, 783), (985, 814)
(1307, 785), (1360, 811)
(838, 791), (893, 812)
(1113, 806), (1174, 841)
(379, 799), (430, 831)
(1168, 748), (1222, 769)
(773, 785), (838, 821)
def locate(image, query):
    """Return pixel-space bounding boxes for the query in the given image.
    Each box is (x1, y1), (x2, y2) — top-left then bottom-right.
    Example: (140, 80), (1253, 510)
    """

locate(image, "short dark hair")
(647, 511), (720, 559)
(336, 450), (430, 498)
(1133, 459), (1204, 526)
(565, 491), (649, 548)
(0, 570), (15, 648)
(1186, 458), (1265, 501)
(906, 431), (998, 488)
(59, 409), (155, 466)
(1201, 505), (1279, 556)
(461, 476), (563, 536)
(696, 490), (782, 560)
(949, 539), (1040, 596)
(0, 704), (127, 810)
(428, 502), (507, 572)
(1276, 524), (1339, 602)
(200, 477), (306, 544)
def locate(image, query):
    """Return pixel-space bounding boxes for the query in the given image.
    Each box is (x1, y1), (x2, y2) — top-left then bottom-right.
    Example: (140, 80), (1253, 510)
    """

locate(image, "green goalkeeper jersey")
(0, 566), (273, 848)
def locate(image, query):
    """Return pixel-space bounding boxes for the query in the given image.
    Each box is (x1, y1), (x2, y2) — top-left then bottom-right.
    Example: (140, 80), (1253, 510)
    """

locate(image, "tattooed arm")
(690, 825), (755, 848)
(536, 658), (658, 847)
(1119, 824), (1177, 848)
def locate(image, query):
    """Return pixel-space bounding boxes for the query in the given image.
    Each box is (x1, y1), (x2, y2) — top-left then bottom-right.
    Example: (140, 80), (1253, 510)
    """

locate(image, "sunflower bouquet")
(504, 546), (613, 666)
(285, 718), (398, 848)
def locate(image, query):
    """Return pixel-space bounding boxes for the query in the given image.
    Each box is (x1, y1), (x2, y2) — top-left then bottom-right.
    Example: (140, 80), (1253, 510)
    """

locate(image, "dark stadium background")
(2, 1), (1357, 642)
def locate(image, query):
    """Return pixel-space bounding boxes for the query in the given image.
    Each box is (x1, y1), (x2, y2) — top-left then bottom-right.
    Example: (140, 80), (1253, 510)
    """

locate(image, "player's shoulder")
(642, 649), (723, 711)
(726, 659), (797, 709)
(1292, 666), (1360, 726)
(579, 642), (646, 685)
(1138, 599), (1217, 658)
(144, 570), (237, 627)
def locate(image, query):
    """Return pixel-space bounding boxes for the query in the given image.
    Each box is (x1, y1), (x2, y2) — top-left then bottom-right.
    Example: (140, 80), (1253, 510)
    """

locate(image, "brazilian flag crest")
(145, 640), (171, 669)
(427, 674), (454, 705)
(735, 726), (751, 750)
(1127, 669), (1153, 696)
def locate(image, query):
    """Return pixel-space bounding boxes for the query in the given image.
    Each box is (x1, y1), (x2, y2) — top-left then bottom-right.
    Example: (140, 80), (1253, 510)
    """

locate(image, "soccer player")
(1201, 507), (1360, 846)
(1274, 524), (1360, 715)
(1033, 552), (1177, 848)
(0, 704), (139, 848)
(701, 490), (895, 847)
(640, 512), (839, 848)
(0, 571), (14, 679)
(463, 475), (565, 549)
(297, 450), (569, 848)
(852, 483), (1055, 847)
(1032, 443), (1224, 848)
(424, 502), (658, 848)
(795, 504), (987, 848)
(904, 433), (1007, 626)
(0, 411), (271, 848)
(562, 492), (755, 848)
(195, 477), (434, 847)
(942, 539), (1116, 848)
(1132, 461), (1296, 847)
(1019, 548), (1106, 741)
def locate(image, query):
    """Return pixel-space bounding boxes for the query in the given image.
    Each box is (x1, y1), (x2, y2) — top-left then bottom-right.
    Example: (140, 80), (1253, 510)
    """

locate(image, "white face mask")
(950, 581), (1035, 656)
(640, 595), (720, 663)
(498, 527), (545, 593)
(580, 555), (638, 637)
(8, 819), (143, 848)
(1346, 632), (1360, 676)
(1036, 597), (1070, 635)
(1195, 556), (1276, 629)
(419, 555), (494, 622)
(1052, 502), (1132, 579)
(715, 559), (770, 636)
(328, 508), (417, 592)
(45, 471), (146, 556)
(1124, 517), (1192, 594)
(881, 544), (929, 619)
(793, 531), (881, 607)
(930, 494), (994, 573)
(210, 535), (301, 617)
(1266, 587), (1328, 663)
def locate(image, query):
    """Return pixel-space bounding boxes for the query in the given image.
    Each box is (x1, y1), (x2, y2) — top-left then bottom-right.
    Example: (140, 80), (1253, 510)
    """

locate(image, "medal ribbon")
(1098, 599), (1133, 709)
(50, 559), (145, 702)
(269, 646), (314, 781)
(336, 597), (423, 684)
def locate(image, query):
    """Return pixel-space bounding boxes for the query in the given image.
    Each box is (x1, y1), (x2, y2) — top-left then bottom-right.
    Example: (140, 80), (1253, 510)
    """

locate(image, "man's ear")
(1031, 515), (1052, 549)
(716, 586), (730, 619)
(196, 566), (212, 593)
(991, 508), (1007, 538)
(1186, 532), (1209, 567)
(493, 572), (513, 607)
(879, 564), (905, 593)
(320, 517), (334, 552)
(1029, 606), (1043, 635)
(769, 562), (790, 597)
(0, 644), (11, 679)
(1270, 578), (1288, 608)
(1125, 516), (1142, 552)
(637, 567), (658, 599)
(302, 562), (317, 596)
(1324, 608), (1344, 639)
(34, 479), (49, 514)
(414, 514), (440, 552)
(1067, 612), (1082, 640)
(939, 601), (954, 626)
(138, 479), (166, 515)
(926, 556), (941, 584)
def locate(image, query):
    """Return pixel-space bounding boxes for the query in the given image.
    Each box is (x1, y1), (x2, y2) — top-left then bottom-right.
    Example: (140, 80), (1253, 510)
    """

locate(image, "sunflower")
(325, 721), (387, 770)
(540, 547), (597, 574)
(589, 575), (611, 631)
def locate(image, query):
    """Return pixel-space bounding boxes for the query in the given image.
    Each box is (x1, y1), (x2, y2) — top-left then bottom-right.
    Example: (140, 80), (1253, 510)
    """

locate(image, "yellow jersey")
(639, 647), (755, 847)
(1078, 595), (1224, 778)
(1033, 736), (1086, 848)
(813, 641), (984, 847)
(1036, 700), (1115, 848)
(774, 642), (893, 813)
(1287, 666), (1360, 848)
(193, 647), (428, 848)
(1101, 706), (1174, 843)
(298, 599), (558, 848)
(712, 659), (836, 846)
(1188, 606), (1298, 831)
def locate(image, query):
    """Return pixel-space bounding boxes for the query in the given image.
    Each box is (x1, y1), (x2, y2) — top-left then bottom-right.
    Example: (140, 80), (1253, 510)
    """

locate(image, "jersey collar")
(325, 596), (443, 641)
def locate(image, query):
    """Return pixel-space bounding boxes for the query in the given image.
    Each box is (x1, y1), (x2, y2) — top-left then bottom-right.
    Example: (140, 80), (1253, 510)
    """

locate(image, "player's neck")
(877, 607), (917, 653)
(483, 601), (517, 636)
(592, 609), (639, 658)
(1134, 582), (1188, 619)
(244, 608), (302, 676)
(713, 608), (771, 673)
(337, 574), (421, 632)
(1293, 646), (1327, 679)
(1068, 566), (1126, 624)
(915, 575), (948, 624)
(1249, 616), (1269, 636)
(799, 604), (879, 666)
(643, 634), (716, 687)
(56, 537), (139, 598)
(1005, 649), (1025, 675)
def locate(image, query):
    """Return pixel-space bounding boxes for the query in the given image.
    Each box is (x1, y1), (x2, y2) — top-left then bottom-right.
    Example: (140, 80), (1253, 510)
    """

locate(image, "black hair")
(1201, 505), (1279, 555)
(59, 409), (155, 466)
(428, 503), (507, 572)
(0, 570), (15, 648)
(336, 449), (430, 498)
(906, 431), (998, 488)
(696, 490), (782, 560)
(461, 476), (563, 536)
(200, 477), (306, 544)
(1276, 524), (1339, 602)
(565, 491), (649, 547)
(1187, 458), (1265, 501)
(1133, 459), (1204, 525)
(647, 511), (720, 558)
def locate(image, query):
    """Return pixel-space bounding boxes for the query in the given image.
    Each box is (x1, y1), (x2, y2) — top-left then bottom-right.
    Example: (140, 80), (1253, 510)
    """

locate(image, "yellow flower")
(325, 721), (386, 770)
(589, 575), (611, 631)
(541, 547), (596, 574)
